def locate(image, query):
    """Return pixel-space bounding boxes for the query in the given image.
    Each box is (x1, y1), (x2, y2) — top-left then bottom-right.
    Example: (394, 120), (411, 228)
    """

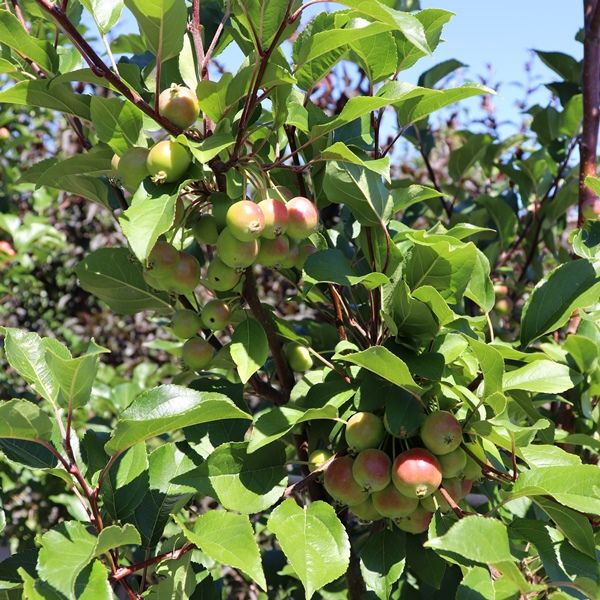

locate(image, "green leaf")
(2, 329), (58, 406)
(37, 521), (127, 598)
(323, 161), (392, 225)
(248, 405), (338, 453)
(131, 443), (196, 547)
(304, 249), (389, 288)
(520, 445), (581, 468)
(359, 528), (406, 600)
(90, 97), (143, 154)
(336, 346), (422, 395)
(391, 183), (444, 213)
(144, 554), (196, 599)
(448, 134), (491, 181)
(534, 497), (596, 559)
(102, 442), (149, 521)
(339, 0), (429, 53)
(320, 143), (390, 179)
(175, 441), (286, 514)
(404, 238), (477, 304)
(105, 385), (251, 453)
(229, 317), (269, 384)
(124, 0), (187, 62)
(80, 0), (124, 34)
(0, 10), (57, 74)
(535, 50), (581, 83)
(176, 511), (266, 590)
(456, 566), (495, 600)
(520, 259), (600, 347)
(119, 193), (176, 263)
(179, 132), (235, 164)
(0, 399), (53, 441)
(379, 81), (492, 127)
(466, 338), (504, 397)
(45, 340), (109, 409)
(95, 524), (141, 555)
(351, 30), (399, 82)
(426, 515), (514, 564)
(509, 465), (600, 514)
(418, 58), (465, 88)
(503, 360), (581, 393)
(76, 248), (172, 315)
(268, 499), (350, 600)
(0, 80), (91, 120)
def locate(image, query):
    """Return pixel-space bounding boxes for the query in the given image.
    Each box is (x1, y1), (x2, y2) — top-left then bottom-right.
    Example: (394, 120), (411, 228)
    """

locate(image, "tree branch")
(33, 0), (184, 137)
(579, 0), (600, 224)
(243, 268), (295, 398)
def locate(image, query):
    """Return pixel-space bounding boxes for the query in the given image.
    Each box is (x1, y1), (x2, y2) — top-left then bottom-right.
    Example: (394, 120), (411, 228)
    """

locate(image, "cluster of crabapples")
(112, 85), (320, 372)
(310, 410), (482, 534)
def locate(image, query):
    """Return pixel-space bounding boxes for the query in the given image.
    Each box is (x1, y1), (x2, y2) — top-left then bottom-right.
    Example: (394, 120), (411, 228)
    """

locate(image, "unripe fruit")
(395, 506), (433, 534)
(158, 84), (200, 130)
(294, 242), (317, 270)
(201, 299), (231, 331)
(286, 196), (319, 240)
(256, 236), (290, 268)
(284, 342), (313, 372)
(0, 127), (10, 140)
(495, 298), (513, 316)
(345, 412), (385, 452)
(255, 186), (293, 203)
(461, 455), (483, 481)
(258, 197), (288, 238)
(143, 268), (168, 290)
(351, 497), (382, 521)
(117, 147), (150, 193)
(206, 257), (241, 291)
(216, 229), (260, 269)
(437, 447), (467, 479)
(226, 200), (265, 241)
(308, 449), (333, 472)
(212, 194), (238, 229)
(420, 410), (463, 455)
(392, 448), (442, 499)
(420, 490), (450, 513)
(171, 252), (201, 294)
(323, 456), (369, 506)
(440, 477), (469, 501)
(148, 241), (179, 277)
(147, 140), (191, 183)
(352, 449), (391, 492)
(171, 309), (202, 339)
(192, 215), (219, 245)
(372, 483), (419, 518)
(182, 337), (214, 370)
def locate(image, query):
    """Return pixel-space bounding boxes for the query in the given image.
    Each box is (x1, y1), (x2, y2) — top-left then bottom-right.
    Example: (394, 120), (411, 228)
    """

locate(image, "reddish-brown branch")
(579, 0), (600, 225)
(243, 269), (295, 398)
(438, 486), (465, 518)
(191, 0), (205, 80)
(201, 5), (231, 77)
(328, 284), (348, 341)
(112, 543), (196, 581)
(33, 0), (183, 136)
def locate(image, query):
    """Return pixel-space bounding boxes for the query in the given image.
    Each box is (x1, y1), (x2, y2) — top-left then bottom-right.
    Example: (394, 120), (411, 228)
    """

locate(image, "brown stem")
(414, 128), (452, 219)
(9, 0), (48, 77)
(243, 268), (295, 397)
(201, 4), (231, 77)
(579, 0), (600, 225)
(191, 0), (205, 79)
(33, 0), (183, 136)
(232, 1), (293, 158)
(438, 486), (465, 518)
(328, 284), (348, 341)
(112, 543), (195, 581)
